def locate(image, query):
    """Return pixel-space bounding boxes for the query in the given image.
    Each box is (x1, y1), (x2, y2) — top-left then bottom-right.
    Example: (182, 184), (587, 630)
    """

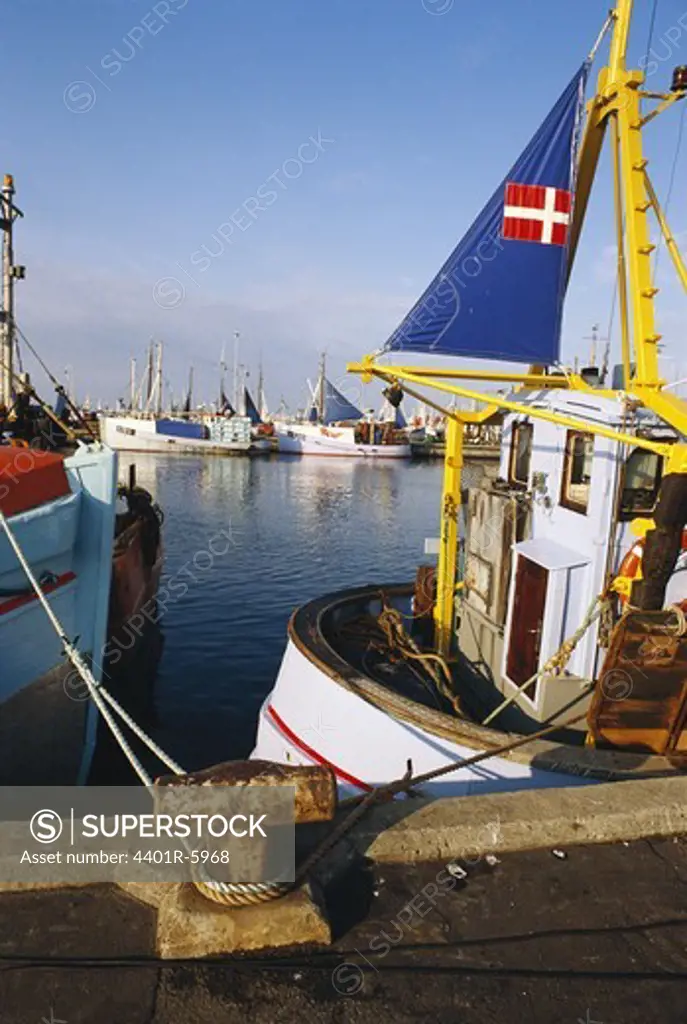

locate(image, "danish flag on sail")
(502, 182), (572, 246)
(384, 62), (589, 365)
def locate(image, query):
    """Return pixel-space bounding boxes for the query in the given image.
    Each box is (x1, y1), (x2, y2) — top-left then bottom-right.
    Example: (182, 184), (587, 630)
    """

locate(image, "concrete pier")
(2, 776), (687, 1021)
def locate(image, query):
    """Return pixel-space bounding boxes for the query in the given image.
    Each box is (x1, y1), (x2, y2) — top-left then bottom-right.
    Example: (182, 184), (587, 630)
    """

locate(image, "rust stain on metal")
(155, 760), (337, 823)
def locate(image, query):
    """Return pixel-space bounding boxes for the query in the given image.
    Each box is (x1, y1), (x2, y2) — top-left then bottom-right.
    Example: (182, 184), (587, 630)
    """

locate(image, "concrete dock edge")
(347, 775), (687, 864)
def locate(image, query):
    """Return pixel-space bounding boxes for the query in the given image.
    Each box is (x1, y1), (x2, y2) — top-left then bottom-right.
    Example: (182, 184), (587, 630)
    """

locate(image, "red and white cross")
(502, 182), (572, 247)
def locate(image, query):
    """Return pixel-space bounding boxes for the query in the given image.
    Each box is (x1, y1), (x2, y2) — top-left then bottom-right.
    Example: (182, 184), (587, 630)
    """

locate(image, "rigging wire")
(606, 271), (619, 348)
(11, 319), (96, 437)
(644, 0), (660, 69)
(654, 102), (686, 282)
(588, 12), (613, 64)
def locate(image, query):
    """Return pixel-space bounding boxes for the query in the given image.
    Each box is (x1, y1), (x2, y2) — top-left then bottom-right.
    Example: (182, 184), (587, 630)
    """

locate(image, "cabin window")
(508, 422), (533, 487)
(619, 448), (663, 520)
(560, 431), (594, 514)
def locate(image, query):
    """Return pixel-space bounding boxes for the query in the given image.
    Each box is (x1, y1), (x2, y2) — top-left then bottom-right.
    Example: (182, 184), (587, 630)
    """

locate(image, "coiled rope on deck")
(336, 593), (462, 716)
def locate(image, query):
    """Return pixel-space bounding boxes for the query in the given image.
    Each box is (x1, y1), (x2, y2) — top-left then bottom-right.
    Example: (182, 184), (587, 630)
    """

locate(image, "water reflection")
(114, 453), (451, 771)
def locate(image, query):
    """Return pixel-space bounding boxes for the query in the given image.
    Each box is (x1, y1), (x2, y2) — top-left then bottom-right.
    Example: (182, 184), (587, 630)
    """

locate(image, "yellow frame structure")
(348, 0), (687, 655)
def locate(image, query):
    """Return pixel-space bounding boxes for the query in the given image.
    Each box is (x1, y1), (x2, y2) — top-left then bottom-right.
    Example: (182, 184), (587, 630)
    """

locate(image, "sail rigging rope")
(11, 321), (97, 439)
(588, 12), (614, 64)
(644, 0), (660, 72)
(653, 102), (686, 283)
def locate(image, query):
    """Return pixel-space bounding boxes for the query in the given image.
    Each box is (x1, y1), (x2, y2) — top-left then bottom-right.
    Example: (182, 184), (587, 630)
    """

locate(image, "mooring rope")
(0, 508), (288, 907)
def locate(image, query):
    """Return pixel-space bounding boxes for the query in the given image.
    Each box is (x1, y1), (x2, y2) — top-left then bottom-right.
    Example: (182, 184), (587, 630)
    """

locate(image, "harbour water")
(107, 454), (487, 776)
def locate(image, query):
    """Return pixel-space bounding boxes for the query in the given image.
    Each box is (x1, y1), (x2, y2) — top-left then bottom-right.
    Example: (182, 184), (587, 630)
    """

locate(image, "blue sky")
(4, 0), (687, 410)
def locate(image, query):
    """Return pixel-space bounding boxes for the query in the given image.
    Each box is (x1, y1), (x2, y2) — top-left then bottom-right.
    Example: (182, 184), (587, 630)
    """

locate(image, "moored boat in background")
(276, 354), (411, 458)
(99, 345), (255, 455)
(99, 411), (253, 455)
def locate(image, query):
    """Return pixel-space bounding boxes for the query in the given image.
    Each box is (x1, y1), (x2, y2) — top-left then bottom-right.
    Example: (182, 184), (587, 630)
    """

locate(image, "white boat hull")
(99, 415), (251, 454)
(276, 424), (410, 458)
(253, 639), (593, 798)
(252, 583), (680, 798)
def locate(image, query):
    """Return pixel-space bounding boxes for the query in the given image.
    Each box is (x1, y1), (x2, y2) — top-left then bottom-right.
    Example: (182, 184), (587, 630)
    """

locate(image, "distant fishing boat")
(99, 345), (254, 455)
(238, 375), (274, 454)
(253, 2), (687, 796)
(0, 176), (162, 785)
(100, 412), (253, 454)
(276, 354), (411, 458)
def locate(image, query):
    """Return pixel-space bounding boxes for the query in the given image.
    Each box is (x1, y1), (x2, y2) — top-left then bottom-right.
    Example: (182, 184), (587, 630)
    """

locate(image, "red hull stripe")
(0, 570), (77, 616)
(266, 704), (373, 792)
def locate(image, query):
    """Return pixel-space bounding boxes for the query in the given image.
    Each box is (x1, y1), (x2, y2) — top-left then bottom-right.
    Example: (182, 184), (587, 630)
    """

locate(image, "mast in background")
(145, 342), (154, 409)
(129, 357), (137, 411)
(318, 352), (326, 422)
(219, 341), (227, 410)
(0, 175), (24, 409)
(233, 330), (240, 409)
(155, 341), (163, 416)
(183, 365), (194, 415)
(257, 357), (268, 419)
(64, 366), (75, 406)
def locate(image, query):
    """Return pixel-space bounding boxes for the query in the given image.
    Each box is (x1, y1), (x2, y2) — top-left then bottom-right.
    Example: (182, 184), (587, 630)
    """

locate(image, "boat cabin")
(458, 386), (682, 733)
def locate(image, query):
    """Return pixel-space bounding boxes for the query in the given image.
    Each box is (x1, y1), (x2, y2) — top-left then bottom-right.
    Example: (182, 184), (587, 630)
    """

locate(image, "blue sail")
(244, 387), (262, 425)
(309, 378), (363, 424)
(384, 64), (588, 364)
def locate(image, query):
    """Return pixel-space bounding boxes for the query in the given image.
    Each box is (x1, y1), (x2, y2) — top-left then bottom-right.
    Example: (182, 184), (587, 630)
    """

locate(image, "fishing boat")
(240, 374), (274, 454)
(276, 354), (411, 458)
(99, 345), (254, 455)
(252, 1), (687, 797)
(0, 175), (163, 786)
(99, 412), (253, 455)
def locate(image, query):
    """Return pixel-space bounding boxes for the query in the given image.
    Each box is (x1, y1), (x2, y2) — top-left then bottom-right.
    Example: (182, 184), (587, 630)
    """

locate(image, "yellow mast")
(603, 0), (660, 386)
(349, 0), (687, 654)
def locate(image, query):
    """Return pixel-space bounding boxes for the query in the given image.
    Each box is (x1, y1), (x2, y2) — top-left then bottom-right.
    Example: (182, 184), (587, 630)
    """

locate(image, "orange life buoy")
(614, 527), (687, 605)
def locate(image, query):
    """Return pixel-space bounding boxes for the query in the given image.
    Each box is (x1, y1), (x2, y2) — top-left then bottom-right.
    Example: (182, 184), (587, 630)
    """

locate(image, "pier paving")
(1, 835), (687, 1022)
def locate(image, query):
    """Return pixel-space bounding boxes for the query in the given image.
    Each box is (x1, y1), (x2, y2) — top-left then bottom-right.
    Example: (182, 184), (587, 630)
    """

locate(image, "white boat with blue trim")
(276, 355), (411, 459)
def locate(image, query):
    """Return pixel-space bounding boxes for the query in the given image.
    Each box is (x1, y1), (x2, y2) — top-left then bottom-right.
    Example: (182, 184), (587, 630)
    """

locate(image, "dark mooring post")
(634, 474), (687, 611)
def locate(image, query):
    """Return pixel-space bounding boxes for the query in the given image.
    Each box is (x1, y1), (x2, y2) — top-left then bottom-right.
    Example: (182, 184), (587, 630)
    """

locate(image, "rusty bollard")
(154, 760), (337, 906)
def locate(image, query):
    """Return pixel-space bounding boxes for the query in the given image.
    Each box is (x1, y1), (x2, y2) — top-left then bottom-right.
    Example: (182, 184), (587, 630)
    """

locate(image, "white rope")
(0, 510), (157, 785)
(0, 508), (289, 906)
(95, 686), (185, 776)
(588, 12), (613, 64)
(0, 509), (184, 782)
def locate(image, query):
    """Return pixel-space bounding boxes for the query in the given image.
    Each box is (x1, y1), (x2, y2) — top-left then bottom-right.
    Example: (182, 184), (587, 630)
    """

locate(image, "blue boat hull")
(0, 444), (117, 784)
